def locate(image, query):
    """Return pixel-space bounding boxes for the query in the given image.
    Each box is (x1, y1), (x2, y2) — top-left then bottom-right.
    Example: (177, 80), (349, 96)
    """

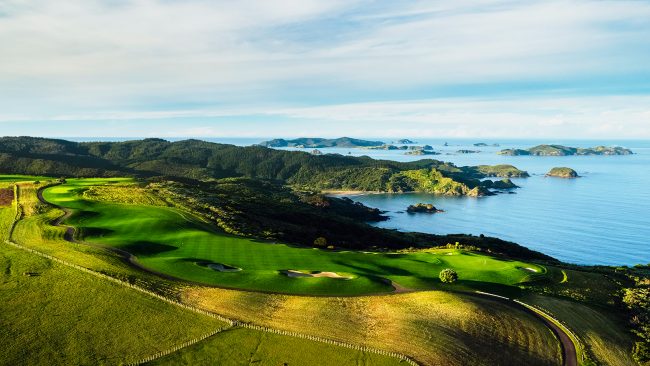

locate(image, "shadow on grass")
(121, 241), (178, 256)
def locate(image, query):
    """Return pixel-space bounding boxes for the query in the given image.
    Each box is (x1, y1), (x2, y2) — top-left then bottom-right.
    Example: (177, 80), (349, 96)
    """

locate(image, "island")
(479, 178), (519, 189)
(457, 149), (480, 154)
(498, 144), (633, 156)
(405, 150), (439, 156)
(259, 137), (385, 148)
(475, 164), (530, 178)
(546, 167), (579, 178)
(406, 203), (443, 213)
(366, 144), (408, 150)
(474, 143), (499, 147)
(394, 139), (416, 144)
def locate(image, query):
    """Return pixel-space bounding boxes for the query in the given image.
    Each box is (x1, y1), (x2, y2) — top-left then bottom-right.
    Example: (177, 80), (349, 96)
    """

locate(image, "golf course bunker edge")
(280, 270), (353, 279)
(197, 261), (242, 273)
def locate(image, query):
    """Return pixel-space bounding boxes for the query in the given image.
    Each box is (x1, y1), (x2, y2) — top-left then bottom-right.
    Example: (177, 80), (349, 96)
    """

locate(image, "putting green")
(42, 178), (546, 295)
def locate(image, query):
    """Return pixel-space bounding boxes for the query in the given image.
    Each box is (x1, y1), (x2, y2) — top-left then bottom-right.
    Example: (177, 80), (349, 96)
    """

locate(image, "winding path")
(471, 291), (577, 366)
(37, 184), (577, 366)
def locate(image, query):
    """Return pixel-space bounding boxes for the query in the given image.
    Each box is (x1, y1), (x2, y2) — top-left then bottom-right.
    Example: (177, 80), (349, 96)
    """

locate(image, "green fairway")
(42, 178), (547, 295)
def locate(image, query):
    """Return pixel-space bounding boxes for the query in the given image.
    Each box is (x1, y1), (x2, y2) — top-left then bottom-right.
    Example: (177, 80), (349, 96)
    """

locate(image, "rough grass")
(183, 286), (561, 366)
(0, 229), (226, 365)
(43, 178), (547, 296)
(0, 175), (52, 183)
(149, 327), (403, 366)
(523, 293), (636, 366)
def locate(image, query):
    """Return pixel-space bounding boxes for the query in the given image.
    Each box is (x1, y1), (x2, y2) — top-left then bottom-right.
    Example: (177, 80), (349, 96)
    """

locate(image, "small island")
(546, 167), (579, 178)
(405, 150), (439, 156)
(480, 178), (519, 189)
(395, 139), (416, 144)
(260, 137), (385, 148)
(457, 149), (480, 154)
(406, 203), (443, 213)
(498, 144), (633, 156)
(366, 144), (407, 150)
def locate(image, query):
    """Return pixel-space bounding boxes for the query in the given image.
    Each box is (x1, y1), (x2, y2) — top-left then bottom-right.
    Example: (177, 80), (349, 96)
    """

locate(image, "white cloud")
(0, 0), (649, 137)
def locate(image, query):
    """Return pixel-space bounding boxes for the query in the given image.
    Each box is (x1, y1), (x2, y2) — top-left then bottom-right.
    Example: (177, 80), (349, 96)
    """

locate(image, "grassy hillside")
(523, 294), (636, 366)
(42, 178), (547, 296)
(0, 136), (528, 196)
(0, 209), (228, 365)
(150, 327), (402, 366)
(183, 287), (561, 366)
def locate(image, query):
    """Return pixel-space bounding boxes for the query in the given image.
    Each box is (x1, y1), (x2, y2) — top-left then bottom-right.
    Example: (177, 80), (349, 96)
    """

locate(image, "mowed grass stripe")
(43, 179), (547, 296)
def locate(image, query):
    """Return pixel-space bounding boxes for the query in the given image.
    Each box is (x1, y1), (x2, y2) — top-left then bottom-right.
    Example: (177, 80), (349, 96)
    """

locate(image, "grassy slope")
(183, 286), (561, 366)
(150, 327), (401, 366)
(0, 209), (227, 365)
(42, 178), (546, 296)
(524, 295), (636, 366)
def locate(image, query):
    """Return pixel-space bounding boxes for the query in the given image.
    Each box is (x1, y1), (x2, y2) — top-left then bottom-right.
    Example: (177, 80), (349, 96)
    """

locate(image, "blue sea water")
(68, 137), (649, 266)
(258, 138), (650, 266)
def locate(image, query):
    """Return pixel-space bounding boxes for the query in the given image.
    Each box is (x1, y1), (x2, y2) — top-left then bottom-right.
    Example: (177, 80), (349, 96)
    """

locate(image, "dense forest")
(0, 137), (526, 195)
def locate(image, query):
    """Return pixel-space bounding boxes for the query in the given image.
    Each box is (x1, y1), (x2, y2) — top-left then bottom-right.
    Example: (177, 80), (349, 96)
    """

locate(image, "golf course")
(41, 178), (547, 296)
(0, 174), (641, 366)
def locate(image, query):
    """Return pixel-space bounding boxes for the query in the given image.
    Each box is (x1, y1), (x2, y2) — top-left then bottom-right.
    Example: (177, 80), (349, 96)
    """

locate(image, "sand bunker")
(281, 270), (352, 279)
(198, 262), (242, 272)
(518, 267), (538, 273)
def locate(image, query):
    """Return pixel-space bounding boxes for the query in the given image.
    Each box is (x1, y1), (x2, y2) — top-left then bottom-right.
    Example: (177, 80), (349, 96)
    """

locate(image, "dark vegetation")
(622, 265), (650, 365)
(0, 187), (13, 206)
(406, 203), (441, 213)
(0, 136), (527, 196)
(148, 178), (553, 260)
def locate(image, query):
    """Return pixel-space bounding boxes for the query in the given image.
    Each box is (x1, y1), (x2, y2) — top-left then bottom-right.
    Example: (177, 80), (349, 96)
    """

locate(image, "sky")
(1, 0), (649, 139)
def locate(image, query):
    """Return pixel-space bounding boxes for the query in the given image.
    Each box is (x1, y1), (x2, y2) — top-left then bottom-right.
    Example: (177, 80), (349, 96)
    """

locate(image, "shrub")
(439, 268), (458, 283)
(313, 237), (327, 247)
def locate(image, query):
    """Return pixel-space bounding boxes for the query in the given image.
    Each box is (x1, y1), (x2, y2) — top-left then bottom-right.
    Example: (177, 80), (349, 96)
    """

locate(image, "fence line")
(125, 327), (230, 365)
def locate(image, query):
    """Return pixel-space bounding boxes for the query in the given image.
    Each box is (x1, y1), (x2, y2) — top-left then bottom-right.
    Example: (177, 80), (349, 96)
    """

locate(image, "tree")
(439, 268), (458, 283)
(313, 237), (327, 247)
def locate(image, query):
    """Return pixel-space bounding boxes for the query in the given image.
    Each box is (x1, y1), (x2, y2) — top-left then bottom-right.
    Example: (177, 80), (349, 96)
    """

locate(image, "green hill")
(0, 136), (528, 196)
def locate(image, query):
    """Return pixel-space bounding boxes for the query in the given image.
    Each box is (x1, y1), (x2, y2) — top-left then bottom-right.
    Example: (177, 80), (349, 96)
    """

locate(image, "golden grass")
(182, 287), (561, 366)
(523, 294), (636, 366)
